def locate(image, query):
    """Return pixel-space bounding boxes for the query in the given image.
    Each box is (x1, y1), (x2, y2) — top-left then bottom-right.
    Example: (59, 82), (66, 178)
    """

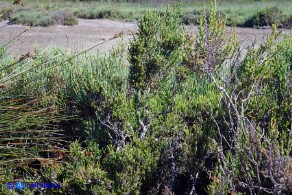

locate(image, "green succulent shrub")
(0, 2), (13, 21)
(244, 6), (286, 28)
(128, 5), (192, 91)
(10, 8), (78, 26)
(0, 1), (291, 194)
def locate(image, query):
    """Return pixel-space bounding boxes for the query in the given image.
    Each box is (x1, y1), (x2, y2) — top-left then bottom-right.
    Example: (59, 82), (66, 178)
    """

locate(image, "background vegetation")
(0, 0), (292, 28)
(0, 1), (292, 194)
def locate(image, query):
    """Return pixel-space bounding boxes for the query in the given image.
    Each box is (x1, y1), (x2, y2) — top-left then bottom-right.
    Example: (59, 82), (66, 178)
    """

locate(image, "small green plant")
(182, 12), (200, 25)
(10, 8), (78, 26)
(244, 6), (286, 27)
(0, 2), (13, 21)
(128, 5), (191, 90)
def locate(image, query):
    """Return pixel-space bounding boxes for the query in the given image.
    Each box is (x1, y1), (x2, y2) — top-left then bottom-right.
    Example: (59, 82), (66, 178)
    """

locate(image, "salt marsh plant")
(0, 49), (73, 193)
(0, 1), (291, 194)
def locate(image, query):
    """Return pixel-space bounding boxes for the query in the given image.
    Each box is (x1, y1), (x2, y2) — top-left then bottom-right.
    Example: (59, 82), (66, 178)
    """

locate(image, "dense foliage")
(0, 2), (291, 194)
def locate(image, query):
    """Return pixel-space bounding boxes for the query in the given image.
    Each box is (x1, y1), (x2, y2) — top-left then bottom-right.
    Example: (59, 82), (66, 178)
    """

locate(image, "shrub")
(182, 12), (199, 25)
(244, 6), (286, 27)
(197, 12), (292, 194)
(128, 5), (191, 90)
(0, 2), (12, 21)
(51, 9), (78, 26)
(43, 141), (112, 194)
(283, 14), (292, 28)
(10, 8), (78, 26)
(75, 8), (132, 20)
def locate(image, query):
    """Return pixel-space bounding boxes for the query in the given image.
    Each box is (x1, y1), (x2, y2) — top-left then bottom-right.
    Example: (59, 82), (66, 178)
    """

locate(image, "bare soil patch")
(0, 19), (289, 57)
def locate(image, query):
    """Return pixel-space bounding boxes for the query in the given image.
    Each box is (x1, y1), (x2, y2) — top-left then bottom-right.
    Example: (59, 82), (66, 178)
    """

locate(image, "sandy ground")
(0, 19), (290, 57)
